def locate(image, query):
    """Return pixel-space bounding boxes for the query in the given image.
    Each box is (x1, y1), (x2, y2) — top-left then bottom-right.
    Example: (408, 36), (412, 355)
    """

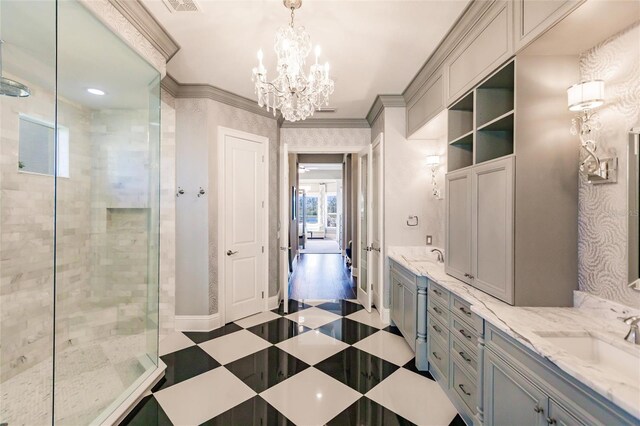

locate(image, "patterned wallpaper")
(281, 127), (371, 149)
(578, 23), (640, 307)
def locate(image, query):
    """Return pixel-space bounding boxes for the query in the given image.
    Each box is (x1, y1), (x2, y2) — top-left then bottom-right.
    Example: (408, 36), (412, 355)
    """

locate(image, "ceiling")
(142, 0), (471, 118)
(3, 0), (159, 110)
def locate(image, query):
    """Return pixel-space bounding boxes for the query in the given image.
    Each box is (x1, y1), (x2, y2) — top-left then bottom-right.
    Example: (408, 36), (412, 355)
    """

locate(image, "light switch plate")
(426, 235), (433, 245)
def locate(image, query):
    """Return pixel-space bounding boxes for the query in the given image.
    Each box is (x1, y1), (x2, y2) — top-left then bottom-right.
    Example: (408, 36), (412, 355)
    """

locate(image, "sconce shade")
(426, 155), (440, 166)
(567, 80), (605, 111)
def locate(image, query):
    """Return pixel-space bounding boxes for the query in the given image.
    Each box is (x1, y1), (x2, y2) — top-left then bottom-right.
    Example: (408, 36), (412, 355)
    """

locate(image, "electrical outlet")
(426, 235), (433, 245)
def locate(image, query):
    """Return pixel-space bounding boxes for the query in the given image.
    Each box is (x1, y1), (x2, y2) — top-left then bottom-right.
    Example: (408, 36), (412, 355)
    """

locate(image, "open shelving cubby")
(475, 61), (515, 164)
(447, 92), (474, 172)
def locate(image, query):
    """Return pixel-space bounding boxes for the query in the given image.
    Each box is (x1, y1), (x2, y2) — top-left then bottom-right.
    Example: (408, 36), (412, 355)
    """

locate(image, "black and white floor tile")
(121, 299), (464, 426)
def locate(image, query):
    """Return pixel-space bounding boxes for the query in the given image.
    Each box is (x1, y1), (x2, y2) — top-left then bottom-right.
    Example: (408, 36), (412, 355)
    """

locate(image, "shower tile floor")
(1, 333), (151, 425)
(122, 299), (466, 426)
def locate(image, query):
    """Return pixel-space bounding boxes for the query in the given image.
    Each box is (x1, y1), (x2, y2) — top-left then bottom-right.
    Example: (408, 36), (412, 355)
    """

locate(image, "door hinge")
(262, 291), (265, 299)
(262, 201), (265, 208)
(262, 155), (265, 163)
(262, 246), (264, 253)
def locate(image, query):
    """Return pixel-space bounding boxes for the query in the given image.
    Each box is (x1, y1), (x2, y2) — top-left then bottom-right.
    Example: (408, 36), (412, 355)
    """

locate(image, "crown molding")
(108, 0), (180, 61)
(161, 74), (280, 120)
(366, 95), (406, 126)
(281, 118), (370, 129)
(402, 0), (494, 105)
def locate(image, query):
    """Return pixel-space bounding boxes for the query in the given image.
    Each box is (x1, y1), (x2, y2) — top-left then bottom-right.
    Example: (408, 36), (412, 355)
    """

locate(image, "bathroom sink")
(536, 333), (640, 383)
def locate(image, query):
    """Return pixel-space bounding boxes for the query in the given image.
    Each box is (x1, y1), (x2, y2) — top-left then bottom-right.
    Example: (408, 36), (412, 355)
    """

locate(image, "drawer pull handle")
(459, 351), (472, 363)
(432, 351), (441, 361)
(458, 306), (472, 316)
(432, 324), (443, 333)
(433, 289), (443, 296)
(458, 384), (471, 396)
(433, 306), (443, 315)
(534, 405), (544, 414)
(459, 329), (472, 340)
(546, 417), (556, 425)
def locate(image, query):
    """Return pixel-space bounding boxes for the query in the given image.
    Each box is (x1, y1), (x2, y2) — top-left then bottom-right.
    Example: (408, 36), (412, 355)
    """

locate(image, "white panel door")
(224, 132), (265, 322)
(357, 145), (373, 311)
(445, 168), (472, 284)
(280, 143), (289, 313)
(371, 134), (384, 311)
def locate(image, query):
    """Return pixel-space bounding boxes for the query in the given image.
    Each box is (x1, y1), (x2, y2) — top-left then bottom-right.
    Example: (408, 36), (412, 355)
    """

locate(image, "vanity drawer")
(450, 315), (477, 350)
(451, 334), (477, 376)
(451, 295), (474, 326)
(429, 333), (449, 380)
(428, 296), (449, 325)
(429, 280), (450, 306)
(451, 358), (477, 414)
(428, 315), (449, 347)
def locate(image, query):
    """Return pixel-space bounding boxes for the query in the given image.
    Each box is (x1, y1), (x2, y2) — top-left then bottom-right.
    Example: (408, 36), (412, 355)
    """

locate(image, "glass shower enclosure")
(0, 0), (161, 424)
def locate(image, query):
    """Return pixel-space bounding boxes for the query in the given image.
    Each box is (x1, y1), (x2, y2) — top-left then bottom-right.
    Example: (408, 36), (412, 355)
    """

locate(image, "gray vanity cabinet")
(484, 348), (548, 426)
(445, 156), (515, 303)
(445, 168), (472, 285)
(484, 324), (638, 426)
(389, 261), (422, 353)
(470, 156), (515, 303)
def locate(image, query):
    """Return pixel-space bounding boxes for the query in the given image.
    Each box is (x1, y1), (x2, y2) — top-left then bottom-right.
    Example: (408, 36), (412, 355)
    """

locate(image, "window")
(18, 115), (69, 177)
(326, 193), (337, 227)
(305, 195), (319, 225)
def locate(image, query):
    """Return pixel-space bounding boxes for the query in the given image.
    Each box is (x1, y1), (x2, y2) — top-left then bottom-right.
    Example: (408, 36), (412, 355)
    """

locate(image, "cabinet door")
(484, 350), (547, 426)
(471, 156), (515, 304)
(445, 168), (472, 283)
(391, 274), (403, 330)
(514, 0), (583, 51)
(403, 286), (416, 350)
(548, 399), (585, 426)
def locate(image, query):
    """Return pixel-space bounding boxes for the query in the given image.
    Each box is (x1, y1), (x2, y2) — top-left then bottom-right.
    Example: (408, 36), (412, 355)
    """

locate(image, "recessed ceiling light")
(87, 88), (106, 96)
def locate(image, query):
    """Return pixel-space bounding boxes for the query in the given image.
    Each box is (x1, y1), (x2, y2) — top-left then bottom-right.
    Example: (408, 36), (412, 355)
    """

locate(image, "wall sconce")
(426, 155), (442, 199)
(567, 80), (617, 184)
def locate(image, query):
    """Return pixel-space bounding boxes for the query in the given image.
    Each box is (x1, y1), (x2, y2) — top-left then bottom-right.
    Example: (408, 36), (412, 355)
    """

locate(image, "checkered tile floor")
(120, 299), (465, 426)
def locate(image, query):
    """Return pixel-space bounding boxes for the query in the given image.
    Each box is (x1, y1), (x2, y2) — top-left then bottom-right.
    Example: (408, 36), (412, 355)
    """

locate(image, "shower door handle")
(226, 250), (238, 256)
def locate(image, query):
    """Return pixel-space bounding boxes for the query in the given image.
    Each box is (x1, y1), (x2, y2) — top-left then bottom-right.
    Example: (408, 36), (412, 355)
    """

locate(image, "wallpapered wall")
(578, 23), (640, 307)
(280, 127), (371, 148)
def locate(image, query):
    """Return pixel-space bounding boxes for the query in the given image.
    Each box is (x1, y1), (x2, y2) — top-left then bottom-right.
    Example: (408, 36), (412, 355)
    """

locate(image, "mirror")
(629, 130), (640, 290)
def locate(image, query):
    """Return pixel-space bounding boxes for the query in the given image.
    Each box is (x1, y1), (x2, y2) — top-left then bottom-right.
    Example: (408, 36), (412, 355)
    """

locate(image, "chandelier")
(252, 0), (334, 122)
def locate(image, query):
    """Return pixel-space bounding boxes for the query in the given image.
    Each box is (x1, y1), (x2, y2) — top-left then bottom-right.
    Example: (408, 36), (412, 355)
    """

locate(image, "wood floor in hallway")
(288, 253), (357, 300)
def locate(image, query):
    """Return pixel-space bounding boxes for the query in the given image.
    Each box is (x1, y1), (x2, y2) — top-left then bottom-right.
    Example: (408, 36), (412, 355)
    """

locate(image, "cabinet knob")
(546, 417), (556, 425)
(534, 405), (544, 414)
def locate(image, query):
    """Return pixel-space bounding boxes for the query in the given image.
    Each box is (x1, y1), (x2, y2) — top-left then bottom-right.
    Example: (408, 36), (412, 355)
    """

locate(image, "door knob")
(226, 250), (238, 256)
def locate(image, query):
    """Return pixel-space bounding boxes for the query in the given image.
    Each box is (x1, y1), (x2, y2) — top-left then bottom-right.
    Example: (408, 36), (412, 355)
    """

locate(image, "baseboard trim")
(269, 290), (281, 310)
(175, 313), (221, 332)
(379, 307), (390, 324)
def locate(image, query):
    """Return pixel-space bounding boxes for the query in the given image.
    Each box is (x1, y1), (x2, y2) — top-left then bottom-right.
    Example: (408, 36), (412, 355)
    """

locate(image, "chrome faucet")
(431, 248), (444, 263)
(623, 316), (640, 344)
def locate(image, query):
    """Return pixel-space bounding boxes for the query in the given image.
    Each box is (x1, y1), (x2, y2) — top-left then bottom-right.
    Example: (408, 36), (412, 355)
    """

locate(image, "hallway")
(289, 254), (356, 300)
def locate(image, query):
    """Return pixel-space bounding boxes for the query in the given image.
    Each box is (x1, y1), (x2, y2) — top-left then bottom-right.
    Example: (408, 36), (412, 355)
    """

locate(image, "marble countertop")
(387, 246), (640, 419)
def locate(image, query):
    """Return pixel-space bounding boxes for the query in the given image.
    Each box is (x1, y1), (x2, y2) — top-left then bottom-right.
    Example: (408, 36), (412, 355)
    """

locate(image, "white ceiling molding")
(402, 0), (493, 106)
(108, 0), (180, 61)
(161, 74), (279, 120)
(281, 119), (370, 129)
(366, 95), (406, 126)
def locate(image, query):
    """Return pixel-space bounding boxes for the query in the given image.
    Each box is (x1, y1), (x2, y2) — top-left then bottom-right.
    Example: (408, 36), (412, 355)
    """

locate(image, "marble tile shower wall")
(578, 23), (640, 307)
(0, 86), (91, 382)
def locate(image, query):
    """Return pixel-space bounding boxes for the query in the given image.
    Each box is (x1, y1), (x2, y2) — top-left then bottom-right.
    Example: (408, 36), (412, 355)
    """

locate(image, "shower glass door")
(0, 1), (57, 424)
(0, 0), (161, 424)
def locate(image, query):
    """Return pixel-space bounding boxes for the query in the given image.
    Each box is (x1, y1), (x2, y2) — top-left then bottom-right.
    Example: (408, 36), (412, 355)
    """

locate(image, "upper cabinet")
(444, 55), (579, 306)
(407, 72), (444, 137)
(514, 0), (584, 51)
(445, 1), (513, 106)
